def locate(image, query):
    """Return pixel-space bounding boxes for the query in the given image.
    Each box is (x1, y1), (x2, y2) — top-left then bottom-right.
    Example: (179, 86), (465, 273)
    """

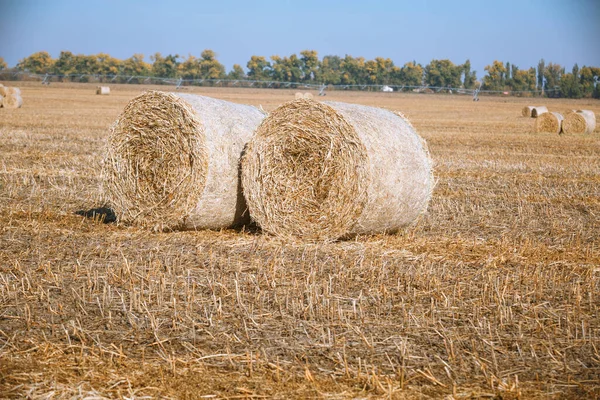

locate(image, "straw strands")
(534, 112), (563, 134)
(241, 99), (433, 241)
(103, 91), (266, 231)
(521, 106), (535, 117)
(562, 110), (596, 134)
(0, 86), (23, 109)
(530, 106), (548, 118)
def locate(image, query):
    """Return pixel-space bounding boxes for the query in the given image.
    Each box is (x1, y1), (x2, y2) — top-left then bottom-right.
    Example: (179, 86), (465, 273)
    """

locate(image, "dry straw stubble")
(103, 91), (266, 231)
(534, 111), (563, 134)
(241, 99), (433, 241)
(562, 109), (596, 134)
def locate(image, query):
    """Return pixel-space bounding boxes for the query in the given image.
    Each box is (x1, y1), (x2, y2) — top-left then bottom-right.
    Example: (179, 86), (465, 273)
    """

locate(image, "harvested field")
(1, 82), (599, 399)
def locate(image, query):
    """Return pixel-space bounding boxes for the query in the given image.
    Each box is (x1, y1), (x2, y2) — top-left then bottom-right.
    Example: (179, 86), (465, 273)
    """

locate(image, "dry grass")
(1, 82), (599, 399)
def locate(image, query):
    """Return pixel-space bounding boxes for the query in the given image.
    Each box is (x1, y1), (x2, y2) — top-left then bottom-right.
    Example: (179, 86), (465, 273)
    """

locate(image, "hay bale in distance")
(531, 106), (548, 118)
(295, 92), (303, 99)
(96, 86), (110, 95)
(0, 85), (8, 97)
(241, 99), (434, 241)
(2, 93), (23, 109)
(534, 112), (563, 134)
(103, 91), (266, 231)
(562, 110), (597, 134)
(304, 92), (314, 99)
(521, 106), (534, 117)
(0, 94), (3, 108)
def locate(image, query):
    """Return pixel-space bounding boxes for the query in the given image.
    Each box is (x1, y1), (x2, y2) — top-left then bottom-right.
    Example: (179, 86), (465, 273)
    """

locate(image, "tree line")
(3, 50), (600, 98)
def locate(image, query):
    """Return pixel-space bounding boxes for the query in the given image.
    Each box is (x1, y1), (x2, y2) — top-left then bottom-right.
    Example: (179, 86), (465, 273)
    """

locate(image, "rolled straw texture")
(562, 110), (596, 134)
(96, 86), (110, 95)
(521, 106), (534, 117)
(241, 99), (434, 241)
(103, 91), (266, 231)
(2, 93), (23, 109)
(531, 106), (548, 118)
(534, 112), (563, 134)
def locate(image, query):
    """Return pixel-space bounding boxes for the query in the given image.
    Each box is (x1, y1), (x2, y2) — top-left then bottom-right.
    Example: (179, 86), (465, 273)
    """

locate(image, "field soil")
(1, 82), (599, 398)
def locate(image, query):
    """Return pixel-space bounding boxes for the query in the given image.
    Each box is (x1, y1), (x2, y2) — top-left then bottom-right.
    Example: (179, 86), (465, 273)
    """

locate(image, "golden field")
(0, 82), (599, 399)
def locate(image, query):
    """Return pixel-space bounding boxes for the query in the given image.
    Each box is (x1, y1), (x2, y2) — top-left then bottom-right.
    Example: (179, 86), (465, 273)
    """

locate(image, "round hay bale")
(534, 112), (563, 134)
(2, 93), (23, 109)
(562, 110), (596, 134)
(241, 99), (434, 241)
(96, 86), (110, 95)
(521, 106), (534, 117)
(531, 106), (548, 118)
(102, 91), (266, 231)
(304, 92), (314, 99)
(295, 92), (304, 99)
(0, 86), (7, 97)
(0, 94), (3, 108)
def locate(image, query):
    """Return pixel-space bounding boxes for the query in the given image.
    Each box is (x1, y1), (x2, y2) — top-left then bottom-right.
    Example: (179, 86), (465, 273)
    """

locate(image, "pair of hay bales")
(0, 84), (23, 109)
(534, 109), (596, 134)
(295, 92), (314, 100)
(522, 105), (548, 118)
(103, 91), (433, 241)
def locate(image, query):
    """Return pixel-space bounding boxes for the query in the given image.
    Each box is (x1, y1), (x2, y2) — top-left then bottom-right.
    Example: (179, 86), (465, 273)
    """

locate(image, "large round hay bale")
(0, 85), (8, 97)
(102, 91), (266, 231)
(521, 106), (535, 117)
(96, 86), (110, 95)
(2, 93), (23, 109)
(534, 112), (563, 134)
(562, 110), (596, 134)
(241, 99), (434, 241)
(531, 106), (548, 118)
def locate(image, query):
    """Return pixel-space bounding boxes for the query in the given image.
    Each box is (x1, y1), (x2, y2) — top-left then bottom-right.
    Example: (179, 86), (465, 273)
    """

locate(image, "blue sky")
(1, 0), (599, 79)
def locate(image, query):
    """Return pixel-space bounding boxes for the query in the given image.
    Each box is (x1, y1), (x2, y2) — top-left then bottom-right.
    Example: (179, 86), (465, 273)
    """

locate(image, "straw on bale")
(531, 106), (548, 118)
(2, 93), (23, 109)
(534, 112), (563, 134)
(241, 99), (434, 241)
(103, 91), (266, 231)
(521, 106), (535, 117)
(562, 110), (596, 134)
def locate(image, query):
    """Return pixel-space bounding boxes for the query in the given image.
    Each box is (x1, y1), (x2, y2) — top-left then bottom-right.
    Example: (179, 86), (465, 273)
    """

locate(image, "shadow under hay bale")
(241, 99), (433, 242)
(102, 91), (266, 231)
(75, 207), (117, 223)
(562, 110), (596, 134)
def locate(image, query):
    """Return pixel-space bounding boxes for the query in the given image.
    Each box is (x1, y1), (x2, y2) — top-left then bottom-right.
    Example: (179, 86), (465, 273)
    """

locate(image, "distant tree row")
(8, 51), (600, 98)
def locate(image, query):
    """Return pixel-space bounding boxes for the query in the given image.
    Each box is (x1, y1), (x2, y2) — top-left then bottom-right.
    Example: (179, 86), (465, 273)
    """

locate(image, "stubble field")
(0, 82), (599, 399)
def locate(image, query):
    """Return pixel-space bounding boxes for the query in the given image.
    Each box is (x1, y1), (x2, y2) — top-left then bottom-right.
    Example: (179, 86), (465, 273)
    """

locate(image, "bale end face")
(534, 112), (563, 134)
(102, 91), (208, 231)
(241, 99), (370, 241)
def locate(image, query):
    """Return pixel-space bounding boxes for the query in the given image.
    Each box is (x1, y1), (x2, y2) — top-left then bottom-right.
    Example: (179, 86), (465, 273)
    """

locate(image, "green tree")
(53, 51), (78, 76)
(537, 59), (545, 91)
(462, 59), (477, 89)
(544, 62), (563, 98)
(17, 51), (54, 73)
(121, 54), (151, 77)
(300, 50), (319, 82)
(319, 55), (342, 85)
(247, 55), (271, 81)
(199, 49), (225, 79)
(227, 64), (246, 80)
(399, 61), (423, 88)
(425, 59), (462, 89)
(0, 57), (6, 70)
(151, 53), (180, 78)
(94, 53), (120, 76)
(340, 55), (365, 85)
(482, 60), (507, 91)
